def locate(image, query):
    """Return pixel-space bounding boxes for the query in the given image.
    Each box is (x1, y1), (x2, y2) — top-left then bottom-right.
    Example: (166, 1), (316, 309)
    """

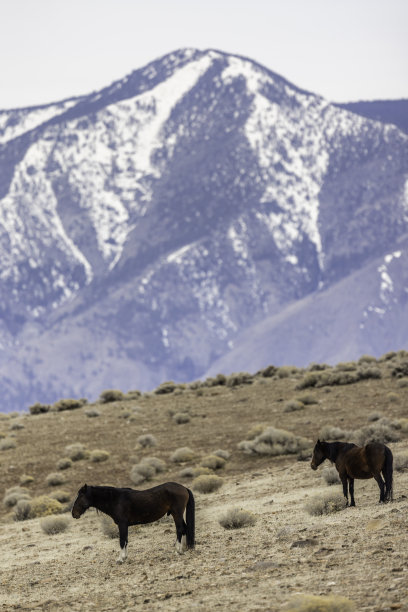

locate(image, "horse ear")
(83, 484), (88, 492)
(317, 439), (321, 445)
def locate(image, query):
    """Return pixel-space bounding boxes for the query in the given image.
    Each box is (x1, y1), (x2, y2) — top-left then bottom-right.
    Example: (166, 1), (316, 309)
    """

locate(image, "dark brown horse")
(72, 482), (195, 563)
(311, 440), (393, 506)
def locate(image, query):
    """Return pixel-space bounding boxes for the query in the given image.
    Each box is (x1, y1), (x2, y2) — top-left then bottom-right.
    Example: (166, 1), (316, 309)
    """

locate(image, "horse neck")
(325, 442), (347, 462)
(88, 486), (117, 516)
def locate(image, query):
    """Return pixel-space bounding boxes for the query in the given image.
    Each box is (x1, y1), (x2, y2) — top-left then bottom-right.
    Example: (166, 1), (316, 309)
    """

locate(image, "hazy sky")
(1, 0), (407, 109)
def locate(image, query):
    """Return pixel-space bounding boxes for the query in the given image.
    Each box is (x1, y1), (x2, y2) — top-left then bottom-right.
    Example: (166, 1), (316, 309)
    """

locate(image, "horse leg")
(373, 473), (386, 503)
(340, 473), (349, 505)
(117, 522), (129, 563)
(172, 511), (186, 555)
(348, 477), (355, 507)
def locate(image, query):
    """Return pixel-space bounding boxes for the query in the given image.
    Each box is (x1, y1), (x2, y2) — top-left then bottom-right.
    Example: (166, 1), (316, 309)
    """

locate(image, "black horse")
(311, 439), (393, 506)
(72, 482), (195, 563)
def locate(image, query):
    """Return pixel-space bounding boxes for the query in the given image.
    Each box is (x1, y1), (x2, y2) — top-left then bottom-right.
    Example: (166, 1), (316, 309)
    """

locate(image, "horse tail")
(383, 445), (393, 501)
(185, 488), (195, 549)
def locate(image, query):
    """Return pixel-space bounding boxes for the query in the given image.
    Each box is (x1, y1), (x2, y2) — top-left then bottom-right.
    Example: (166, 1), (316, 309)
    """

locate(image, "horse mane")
(327, 441), (356, 462)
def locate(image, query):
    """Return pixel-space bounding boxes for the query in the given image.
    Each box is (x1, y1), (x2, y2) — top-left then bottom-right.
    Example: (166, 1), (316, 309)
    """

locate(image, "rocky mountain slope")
(0, 48), (407, 410)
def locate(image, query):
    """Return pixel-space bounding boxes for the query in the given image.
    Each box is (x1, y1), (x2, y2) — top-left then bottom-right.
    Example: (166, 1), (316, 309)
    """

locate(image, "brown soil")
(0, 362), (407, 611)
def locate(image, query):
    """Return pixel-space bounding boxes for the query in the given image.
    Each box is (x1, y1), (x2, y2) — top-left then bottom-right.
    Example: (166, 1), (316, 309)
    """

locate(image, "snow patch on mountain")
(0, 99), (80, 144)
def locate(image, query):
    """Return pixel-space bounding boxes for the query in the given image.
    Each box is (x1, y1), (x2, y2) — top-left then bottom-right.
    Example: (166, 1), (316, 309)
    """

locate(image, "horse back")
(342, 443), (386, 479)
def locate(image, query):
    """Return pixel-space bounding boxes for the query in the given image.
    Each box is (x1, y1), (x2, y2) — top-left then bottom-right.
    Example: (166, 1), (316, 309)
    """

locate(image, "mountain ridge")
(0, 48), (407, 410)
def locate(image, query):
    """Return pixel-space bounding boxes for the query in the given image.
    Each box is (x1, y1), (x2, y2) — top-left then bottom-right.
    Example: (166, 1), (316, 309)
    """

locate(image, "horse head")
(72, 484), (91, 519)
(310, 439), (326, 470)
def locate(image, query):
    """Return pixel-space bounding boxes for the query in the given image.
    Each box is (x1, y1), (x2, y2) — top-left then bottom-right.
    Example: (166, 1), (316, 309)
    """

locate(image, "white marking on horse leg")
(181, 534), (187, 552)
(117, 545), (127, 564)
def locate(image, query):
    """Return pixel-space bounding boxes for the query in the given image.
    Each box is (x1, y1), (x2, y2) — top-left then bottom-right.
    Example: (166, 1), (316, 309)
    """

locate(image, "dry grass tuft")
(284, 399), (304, 412)
(318, 425), (351, 441)
(394, 451), (408, 472)
(137, 434), (157, 448)
(0, 438), (16, 451)
(85, 408), (100, 418)
(239, 427), (310, 456)
(130, 462), (155, 484)
(15, 495), (63, 520)
(200, 454), (226, 470)
(3, 487), (31, 508)
(322, 466), (341, 485)
(213, 449), (230, 460)
(304, 492), (347, 516)
(64, 443), (88, 461)
(192, 474), (223, 493)
(45, 472), (67, 487)
(179, 466), (212, 479)
(56, 457), (73, 470)
(40, 515), (70, 535)
(219, 508), (256, 529)
(173, 412), (191, 424)
(139, 456), (166, 473)
(89, 449), (110, 462)
(170, 447), (196, 463)
(284, 593), (355, 611)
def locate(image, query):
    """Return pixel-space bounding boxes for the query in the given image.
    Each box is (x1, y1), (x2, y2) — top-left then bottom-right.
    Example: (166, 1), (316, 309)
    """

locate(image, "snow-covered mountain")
(0, 48), (407, 410)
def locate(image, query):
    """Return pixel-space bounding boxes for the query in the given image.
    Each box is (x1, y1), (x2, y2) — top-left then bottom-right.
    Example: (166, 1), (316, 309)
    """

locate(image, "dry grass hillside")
(1, 353), (408, 611)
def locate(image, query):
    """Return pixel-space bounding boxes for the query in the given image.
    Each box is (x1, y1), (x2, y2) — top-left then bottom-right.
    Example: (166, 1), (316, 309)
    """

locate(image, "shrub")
(19, 474), (34, 485)
(49, 490), (71, 503)
(367, 412), (381, 422)
(89, 449), (110, 462)
(173, 412), (190, 424)
(16, 495), (63, 520)
(64, 443), (88, 461)
(29, 402), (50, 415)
(179, 466), (212, 479)
(100, 515), (119, 538)
(192, 474), (223, 493)
(239, 427), (310, 456)
(14, 499), (32, 521)
(322, 466), (341, 485)
(394, 451), (408, 472)
(85, 408), (100, 418)
(358, 354), (377, 364)
(99, 389), (124, 403)
(130, 462), (155, 484)
(387, 392), (400, 403)
(219, 508), (256, 529)
(137, 434), (157, 448)
(0, 438), (16, 450)
(9, 421), (24, 430)
(57, 457), (73, 470)
(391, 360), (408, 378)
(246, 424), (267, 440)
(140, 456), (166, 473)
(396, 378), (408, 388)
(213, 449), (230, 460)
(205, 373), (227, 386)
(260, 365), (277, 377)
(304, 492), (347, 516)
(318, 426), (351, 441)
(52, 398), (84, 412)
(40, 516), (69, 535)
(45, 472), (67, 487)
(3, 487), (31, 508)
(284, 594), (355, 611)
(295, 394), (318, 406)
(284, 400), (304, 413)
(155, 381), (177, 394)
(200, 455), (226, 470)
(170, 447), (196, 463)
(352, 419), (401, 446)
(335, 362), (357, 372)
(226, 372), (253, 387)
